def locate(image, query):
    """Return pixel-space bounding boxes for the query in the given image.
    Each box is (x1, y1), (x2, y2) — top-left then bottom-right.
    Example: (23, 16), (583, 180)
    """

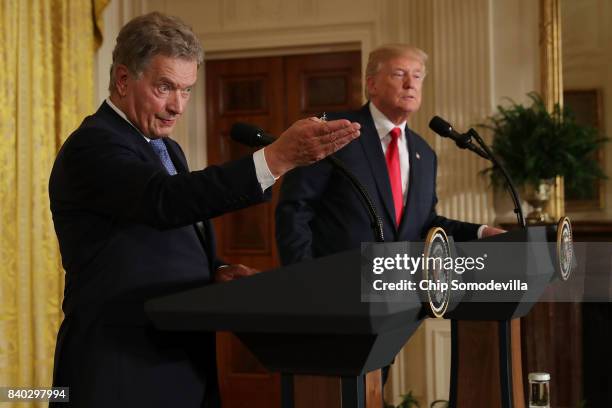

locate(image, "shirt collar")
(105, 97), (151, 142)
(368, 102), (407, 141)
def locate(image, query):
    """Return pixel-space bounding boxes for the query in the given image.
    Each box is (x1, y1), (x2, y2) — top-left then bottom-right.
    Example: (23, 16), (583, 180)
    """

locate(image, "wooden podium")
(445, 222), (572, 408)
(145, 248), (427, 408)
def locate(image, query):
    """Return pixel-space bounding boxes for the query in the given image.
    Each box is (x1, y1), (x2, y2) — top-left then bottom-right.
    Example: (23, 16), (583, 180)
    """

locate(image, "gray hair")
(365, 44), (428, 99)
(108, 12), (204, 92)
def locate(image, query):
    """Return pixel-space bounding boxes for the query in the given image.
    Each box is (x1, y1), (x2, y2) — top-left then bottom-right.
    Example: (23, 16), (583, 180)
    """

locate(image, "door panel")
(285, 51), (362, 123)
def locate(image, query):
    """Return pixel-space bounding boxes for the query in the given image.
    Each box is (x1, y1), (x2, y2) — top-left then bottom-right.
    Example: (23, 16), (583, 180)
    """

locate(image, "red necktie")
(386, 127), (403, 226)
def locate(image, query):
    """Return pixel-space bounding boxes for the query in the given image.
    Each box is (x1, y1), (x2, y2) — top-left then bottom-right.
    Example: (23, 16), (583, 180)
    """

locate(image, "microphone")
(428, 116), (488, 159)
(230, 122), (276, 147)
(429, 116), (526, 227)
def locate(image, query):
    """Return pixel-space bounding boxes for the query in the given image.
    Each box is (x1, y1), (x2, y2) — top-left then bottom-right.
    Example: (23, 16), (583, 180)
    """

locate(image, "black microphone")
(230, 122), (276, 147)
(428, 116), (488, 159)
(429, 116), (526, 227)
(429, 116), (471, 147)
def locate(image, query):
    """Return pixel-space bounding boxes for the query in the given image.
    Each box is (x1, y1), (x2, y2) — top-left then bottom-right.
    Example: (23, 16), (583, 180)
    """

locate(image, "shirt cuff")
(253, 148), (277, 192)
(477, 224), (487, 239)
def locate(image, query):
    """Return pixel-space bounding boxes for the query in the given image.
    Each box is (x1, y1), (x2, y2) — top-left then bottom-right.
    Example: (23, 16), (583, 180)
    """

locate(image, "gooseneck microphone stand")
(465, 128), (526, 228)
(326, 156), (385, 243)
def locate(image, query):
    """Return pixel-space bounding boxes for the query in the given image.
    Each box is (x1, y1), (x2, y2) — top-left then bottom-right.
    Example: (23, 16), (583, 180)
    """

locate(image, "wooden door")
(284, 52), (363, 123)
(206, 51), (361, 408)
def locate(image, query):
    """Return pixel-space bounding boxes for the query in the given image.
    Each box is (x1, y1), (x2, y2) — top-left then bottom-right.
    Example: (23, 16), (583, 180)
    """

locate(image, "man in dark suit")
(276, 43), (503, 266)
(49, 12), (360, 408)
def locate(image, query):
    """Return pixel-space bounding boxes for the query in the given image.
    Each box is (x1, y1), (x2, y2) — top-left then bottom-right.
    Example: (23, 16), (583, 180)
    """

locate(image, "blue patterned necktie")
(149, 138), (177, 175)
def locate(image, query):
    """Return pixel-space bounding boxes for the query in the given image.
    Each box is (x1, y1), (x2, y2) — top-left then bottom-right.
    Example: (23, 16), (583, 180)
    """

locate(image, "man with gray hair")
(49, 12), (359, 408)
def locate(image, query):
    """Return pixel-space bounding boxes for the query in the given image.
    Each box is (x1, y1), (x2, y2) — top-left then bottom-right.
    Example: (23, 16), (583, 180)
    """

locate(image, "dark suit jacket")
(276, 103), (479, 266)
(49, 102), (268, 407)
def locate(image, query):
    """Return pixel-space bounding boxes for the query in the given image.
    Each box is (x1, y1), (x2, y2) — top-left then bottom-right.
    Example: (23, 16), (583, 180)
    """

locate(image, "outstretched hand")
(264, 117), (361, 178)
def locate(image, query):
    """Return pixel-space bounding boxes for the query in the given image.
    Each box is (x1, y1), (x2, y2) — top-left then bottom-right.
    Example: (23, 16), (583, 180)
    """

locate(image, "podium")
(145, 220), (573, 408)
(145, 248), (427, 408)
(444, 221), (573, 408)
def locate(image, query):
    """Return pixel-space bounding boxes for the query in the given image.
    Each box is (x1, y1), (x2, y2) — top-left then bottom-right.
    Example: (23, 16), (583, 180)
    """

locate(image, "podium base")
(449, 319), (525, 408)
(282, 370), (383, 408)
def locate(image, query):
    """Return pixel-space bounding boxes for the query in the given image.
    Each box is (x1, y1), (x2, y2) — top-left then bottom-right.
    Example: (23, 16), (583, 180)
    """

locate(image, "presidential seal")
(556, 216), (574, 281)
(423, 227), (452, 318)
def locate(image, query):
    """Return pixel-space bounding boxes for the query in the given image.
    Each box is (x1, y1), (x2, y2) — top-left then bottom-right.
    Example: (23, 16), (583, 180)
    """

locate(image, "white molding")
(204, 42), (361, 61)
(199, 22), (375, 59)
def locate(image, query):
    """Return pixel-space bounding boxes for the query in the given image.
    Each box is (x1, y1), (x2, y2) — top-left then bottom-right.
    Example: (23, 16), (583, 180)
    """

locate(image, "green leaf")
(477, 92), (608, 193)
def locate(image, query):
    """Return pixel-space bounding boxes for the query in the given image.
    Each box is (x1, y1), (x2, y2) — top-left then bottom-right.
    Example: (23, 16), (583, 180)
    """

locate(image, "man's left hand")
(214, 264), (259, 283)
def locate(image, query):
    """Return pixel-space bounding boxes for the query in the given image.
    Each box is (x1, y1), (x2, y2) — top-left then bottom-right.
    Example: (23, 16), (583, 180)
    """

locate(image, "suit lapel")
(357, 104), (398, 229)
(163, 138), (215, 267)
(398, 126), (422, 233)
(100, 103), (213, 255)
(164, 140), (188, 173)
(99, 102), (165, 169)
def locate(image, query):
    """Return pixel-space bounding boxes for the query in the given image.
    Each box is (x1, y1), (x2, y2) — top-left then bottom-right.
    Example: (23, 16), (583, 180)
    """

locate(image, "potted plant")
(480, 92), (607, 222)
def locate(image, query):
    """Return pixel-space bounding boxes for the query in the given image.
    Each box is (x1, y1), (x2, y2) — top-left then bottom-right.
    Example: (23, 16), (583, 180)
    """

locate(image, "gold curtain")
(0, 0), (108, 405)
